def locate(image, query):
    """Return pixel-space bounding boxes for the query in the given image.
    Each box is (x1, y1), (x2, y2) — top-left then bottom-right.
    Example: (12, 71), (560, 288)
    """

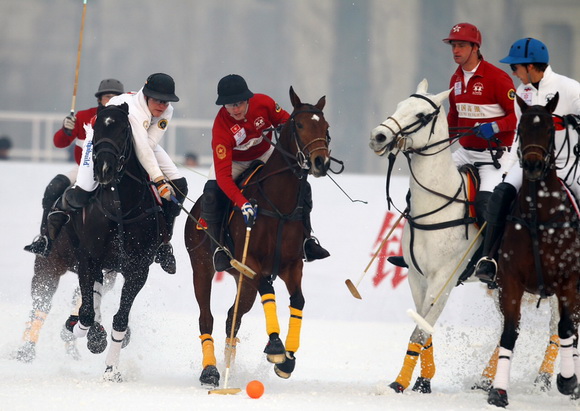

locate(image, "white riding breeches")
(75, 131), (182, 192)
(452, 147), (510, 193)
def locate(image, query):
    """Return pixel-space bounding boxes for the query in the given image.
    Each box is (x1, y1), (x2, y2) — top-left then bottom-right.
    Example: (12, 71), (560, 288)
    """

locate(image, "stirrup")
(23, 235), (50, 257)
(303, 236), (330, 262)
(213, 248), (232, 272)
(474, 256), (497, 283)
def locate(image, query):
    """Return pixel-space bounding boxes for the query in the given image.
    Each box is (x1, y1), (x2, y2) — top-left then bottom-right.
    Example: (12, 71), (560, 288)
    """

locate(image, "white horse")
(369, 79), (481, 393)
(369, 79), (562, 394)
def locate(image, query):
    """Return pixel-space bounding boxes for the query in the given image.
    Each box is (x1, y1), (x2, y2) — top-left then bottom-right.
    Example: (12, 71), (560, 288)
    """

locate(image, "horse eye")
(416, 113), (425, 119)
(296, 122), (304, 129)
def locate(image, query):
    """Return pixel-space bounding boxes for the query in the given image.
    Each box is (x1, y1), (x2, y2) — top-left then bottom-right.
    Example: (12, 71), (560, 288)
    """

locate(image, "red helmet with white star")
(442, 23), (482, 47)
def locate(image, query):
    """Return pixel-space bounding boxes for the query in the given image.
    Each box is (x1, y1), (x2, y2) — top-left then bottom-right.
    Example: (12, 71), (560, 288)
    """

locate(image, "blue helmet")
(499, 38), (549, 65)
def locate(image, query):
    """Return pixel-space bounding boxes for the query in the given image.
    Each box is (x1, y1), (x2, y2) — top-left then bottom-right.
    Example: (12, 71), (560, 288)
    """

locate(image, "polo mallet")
(407, 222), (487, 334)
(70, 0), (88, 115)
(209, 205), (255, 395)
(169, 195), (255, 279)
(345, 212), (404, 299)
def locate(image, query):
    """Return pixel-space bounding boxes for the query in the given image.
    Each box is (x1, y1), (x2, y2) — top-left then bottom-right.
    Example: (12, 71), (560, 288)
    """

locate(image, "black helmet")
(143, 73), (179, 102)
(95, 78), (124, 97)
(215, 74), (254, 105)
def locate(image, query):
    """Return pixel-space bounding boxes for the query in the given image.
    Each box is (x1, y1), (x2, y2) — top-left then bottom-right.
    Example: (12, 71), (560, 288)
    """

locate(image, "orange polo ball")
(246, 380), (264, 398)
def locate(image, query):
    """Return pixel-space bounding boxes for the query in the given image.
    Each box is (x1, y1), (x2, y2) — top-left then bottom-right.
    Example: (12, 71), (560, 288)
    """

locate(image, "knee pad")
(302, 181), (313, 213)
(43, 174), (71, 209)
(486, 182), (517, 225)
(475, 191), (492, 227)
(201, 180), (227, 222)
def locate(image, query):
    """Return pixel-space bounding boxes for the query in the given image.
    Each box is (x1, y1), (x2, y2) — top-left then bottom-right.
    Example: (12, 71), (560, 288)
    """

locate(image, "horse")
(65, 102), (162, 381)
(487, 93), (580, 407)
(184, 87), (331, 388)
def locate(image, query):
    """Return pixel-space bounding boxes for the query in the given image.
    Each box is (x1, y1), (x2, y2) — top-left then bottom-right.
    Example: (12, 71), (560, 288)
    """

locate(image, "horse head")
(92, 103), (132, 186)
(516, 92), (559, 181)
(284, 86), (330, 177)
(369, 79), (451, 156)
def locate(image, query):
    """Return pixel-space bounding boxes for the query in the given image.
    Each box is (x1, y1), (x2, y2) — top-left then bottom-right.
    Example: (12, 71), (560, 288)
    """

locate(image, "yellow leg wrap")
(200, 334), (217, 369)
(482, 346), (499, 381)
(285, 307), (303, 353)
(420, 336), (435, 379)
(22, 310), (47, 344)
(395, 342), (422, 389)
(539, 335), (560, 375)
(261, 293), (280, 336)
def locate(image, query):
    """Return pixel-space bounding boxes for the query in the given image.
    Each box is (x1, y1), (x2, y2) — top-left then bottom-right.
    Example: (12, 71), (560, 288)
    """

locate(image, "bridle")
(518, 109), (556, 181)
(288, 107), (330, 170)
(92, 106), (133, 180)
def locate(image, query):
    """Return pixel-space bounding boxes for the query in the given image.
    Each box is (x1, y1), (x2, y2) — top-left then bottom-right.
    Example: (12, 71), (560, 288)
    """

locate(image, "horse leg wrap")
(105, 329), (126, 368)
(224, 336), (239, 365)
(262, 293), (280, 336)
(419, 336), (435, 380)
(200, 334), (217, 368)
(482, 346), (499, 381)
(22, 310), (47, 344)
(285, 307), (303, 353)
(559, 336), (575, 379)
(539, 335), (560, 375)
(493, 347), (512, 390)
(395, 342), (422, 389)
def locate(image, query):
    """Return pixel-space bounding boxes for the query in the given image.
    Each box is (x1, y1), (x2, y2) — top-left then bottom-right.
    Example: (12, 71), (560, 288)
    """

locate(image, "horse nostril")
(375, 133), (386, 143)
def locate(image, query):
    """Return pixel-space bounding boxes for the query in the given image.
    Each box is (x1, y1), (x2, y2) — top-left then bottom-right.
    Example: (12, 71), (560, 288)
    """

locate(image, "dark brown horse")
(185, 87), (331, 388)
(488, 93), (580, 407)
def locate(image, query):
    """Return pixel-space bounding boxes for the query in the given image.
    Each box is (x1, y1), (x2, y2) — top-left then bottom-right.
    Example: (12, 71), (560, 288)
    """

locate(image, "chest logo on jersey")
(254, 116), (266, 130)
(230, 124), (241, 134)
(216, 144), (227, 160)
(472, 82), (484, 95)
(157, 119), (168, 129)
(143, 120), (150, 129)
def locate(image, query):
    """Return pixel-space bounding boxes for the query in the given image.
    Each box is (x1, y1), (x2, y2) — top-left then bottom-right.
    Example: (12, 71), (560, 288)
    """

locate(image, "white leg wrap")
(559, 336), (575, 378)
(73, 321), (90, 338)
(105, 329), (127, 368)
(76, 132), (98, 192)
(493, 347), (513, 390)
(574, 346), (580, 378)
(93, 282), (103, 324)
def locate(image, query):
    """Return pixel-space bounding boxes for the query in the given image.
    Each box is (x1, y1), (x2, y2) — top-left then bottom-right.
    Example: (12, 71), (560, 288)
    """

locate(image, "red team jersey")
(447, 59), (516, 149)
(53, 107), (98, 164)
(212, 93), (290, 207)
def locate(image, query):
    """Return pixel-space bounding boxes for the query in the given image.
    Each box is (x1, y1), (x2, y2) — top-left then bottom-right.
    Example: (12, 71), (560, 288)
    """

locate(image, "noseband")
(288, 107), (330, 170)
(518, 110), (556, 180)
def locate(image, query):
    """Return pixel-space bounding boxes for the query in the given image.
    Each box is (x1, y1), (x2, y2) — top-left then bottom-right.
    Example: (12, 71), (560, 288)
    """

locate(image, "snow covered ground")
(0, 161), (577, 410)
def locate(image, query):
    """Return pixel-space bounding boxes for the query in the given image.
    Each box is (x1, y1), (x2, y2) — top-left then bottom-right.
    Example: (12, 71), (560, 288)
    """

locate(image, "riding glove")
(241, 202), (257, 225)
(63, 114), (76, 136)
(154, 177), (174, 200)
(473, 122), (499, 140)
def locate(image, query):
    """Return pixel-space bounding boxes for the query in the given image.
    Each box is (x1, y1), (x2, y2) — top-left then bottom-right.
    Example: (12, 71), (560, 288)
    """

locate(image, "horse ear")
(289, 86), (302, 108)
(434, 89), (452, 105)
(315, 95), (326, 111)
(516, 94), (529, 113)
(417, 79), (428, 94)
(546, 92), (559, 114)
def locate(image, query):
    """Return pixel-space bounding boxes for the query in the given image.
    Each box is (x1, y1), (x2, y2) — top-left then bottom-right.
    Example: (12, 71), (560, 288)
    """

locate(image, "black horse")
(65, 103), (164, 381)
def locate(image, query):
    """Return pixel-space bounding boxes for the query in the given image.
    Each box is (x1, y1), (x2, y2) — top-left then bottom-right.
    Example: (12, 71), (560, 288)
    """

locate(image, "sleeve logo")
(158, 119), (168, 130)
(508, 89), (516, 100)
(216, 144), (227, 160)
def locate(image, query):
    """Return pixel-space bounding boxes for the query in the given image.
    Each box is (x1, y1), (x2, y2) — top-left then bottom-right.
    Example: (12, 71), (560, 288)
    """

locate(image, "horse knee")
(289, 293), (305, 310)
(259, 277), (275, 296)
(558, 312), (575, 340)
(42, 174), (71, 209)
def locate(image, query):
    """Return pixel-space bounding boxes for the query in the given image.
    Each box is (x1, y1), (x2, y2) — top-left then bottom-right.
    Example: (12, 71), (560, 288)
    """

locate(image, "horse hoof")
(556, 373), (578, 396)
(14, 341), (36, 363)
(87, 322), (108, 354)
(471, 378), (492, 392)
(64, 315), (79, 334)
(533, 372), (552, 392)
(264, 335), (286, 364)
(389, 381), (405, 393)
(200, 365), (220, 387)
(65, 341), (81, 361)
(103, 365), (123, 382)
(121, 326), (131, 349)
(274, 351), (296, 379)
(488, 388), (508, 408)
(412, 376), (431, 393)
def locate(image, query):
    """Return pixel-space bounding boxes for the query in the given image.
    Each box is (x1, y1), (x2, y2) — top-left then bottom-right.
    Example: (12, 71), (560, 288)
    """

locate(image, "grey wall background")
(2, 0), (580, 174)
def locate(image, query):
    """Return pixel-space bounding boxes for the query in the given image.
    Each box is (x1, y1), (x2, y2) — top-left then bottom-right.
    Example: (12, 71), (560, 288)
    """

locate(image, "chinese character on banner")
(372, 211), (407, 289)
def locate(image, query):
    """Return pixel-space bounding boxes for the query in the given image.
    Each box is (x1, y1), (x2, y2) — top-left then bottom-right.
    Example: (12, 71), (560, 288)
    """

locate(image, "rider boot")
(46, 185), (93, 242)
(201, 180), (231, 272)
(24, 174), (71, 257)
(155, 177), (188, 275)
(302, 181), (330, 262)
(474, 182), (517, 284)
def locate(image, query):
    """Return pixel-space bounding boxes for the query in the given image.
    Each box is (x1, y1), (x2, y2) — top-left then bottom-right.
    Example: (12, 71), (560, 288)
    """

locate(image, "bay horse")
(185, 87), (331, 388)
(487, 93), (580, 407)
(66, 102), (162, 381)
